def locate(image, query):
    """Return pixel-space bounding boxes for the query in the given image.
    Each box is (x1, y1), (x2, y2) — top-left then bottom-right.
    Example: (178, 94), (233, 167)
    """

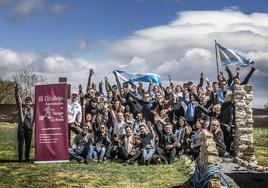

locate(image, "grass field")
(253, 128), (268, 166)
(0, 123), (191, 188)
(0, 123), (267, 188)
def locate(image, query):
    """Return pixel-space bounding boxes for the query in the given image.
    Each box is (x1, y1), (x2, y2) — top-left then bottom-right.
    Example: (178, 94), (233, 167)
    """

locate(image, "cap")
(72, 92), (78, 96)
(99, 124), (105, 128)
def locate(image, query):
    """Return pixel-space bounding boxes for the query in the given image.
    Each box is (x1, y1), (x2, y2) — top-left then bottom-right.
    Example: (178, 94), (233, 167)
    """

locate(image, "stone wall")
(199, 130), (225, 188)
(200, 130), (221, 172)
(233, 85), (257, 168)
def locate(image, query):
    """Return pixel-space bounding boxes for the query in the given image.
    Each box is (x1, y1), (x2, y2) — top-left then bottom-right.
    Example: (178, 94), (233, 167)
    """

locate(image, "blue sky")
(0, 0), (268, 107)
(0, 0), (267, 54)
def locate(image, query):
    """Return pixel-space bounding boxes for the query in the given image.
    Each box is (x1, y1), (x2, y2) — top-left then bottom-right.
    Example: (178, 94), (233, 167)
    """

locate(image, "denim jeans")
(69, 148), (83, 161)
(142, 148), (155, 161)
(93, 146), (106, 161)
(87, 145), (95, 160)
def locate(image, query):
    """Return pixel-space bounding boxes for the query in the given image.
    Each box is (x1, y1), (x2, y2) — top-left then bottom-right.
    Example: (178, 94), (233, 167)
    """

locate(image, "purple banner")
(35, 84), (69, 163)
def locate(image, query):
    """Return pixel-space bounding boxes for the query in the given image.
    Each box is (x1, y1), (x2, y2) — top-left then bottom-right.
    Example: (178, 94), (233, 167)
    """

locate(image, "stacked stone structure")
(199, 130), (225, 188)
(199, 130), (221, 172)
(233, 85), (257, 168)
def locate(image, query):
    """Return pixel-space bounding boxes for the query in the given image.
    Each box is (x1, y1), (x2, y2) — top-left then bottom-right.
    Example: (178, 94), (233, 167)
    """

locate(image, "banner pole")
(215, 40), (220, 76)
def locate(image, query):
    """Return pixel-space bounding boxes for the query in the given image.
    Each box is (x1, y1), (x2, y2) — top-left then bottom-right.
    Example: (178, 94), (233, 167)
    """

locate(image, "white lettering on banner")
(38, 96), (65, 122)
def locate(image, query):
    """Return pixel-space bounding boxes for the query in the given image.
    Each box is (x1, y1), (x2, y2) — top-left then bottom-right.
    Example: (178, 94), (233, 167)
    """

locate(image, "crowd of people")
(14, 65), (255, 163)
(67, 66), (256, 165)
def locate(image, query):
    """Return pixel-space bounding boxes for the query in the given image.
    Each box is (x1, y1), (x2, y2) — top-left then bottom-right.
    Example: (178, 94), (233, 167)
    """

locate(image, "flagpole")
(215, 40), (219, 76)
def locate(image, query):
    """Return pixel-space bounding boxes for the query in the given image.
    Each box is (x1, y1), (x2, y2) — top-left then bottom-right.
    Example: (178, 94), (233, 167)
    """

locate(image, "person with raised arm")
(15, 83), (35, 162)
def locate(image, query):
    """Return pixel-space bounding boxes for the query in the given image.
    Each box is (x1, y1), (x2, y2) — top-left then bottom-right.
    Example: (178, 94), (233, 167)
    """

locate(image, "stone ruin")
(199, 130), (224, 188)
(200, 130), (221, 173)
(233, 85), (258, 169)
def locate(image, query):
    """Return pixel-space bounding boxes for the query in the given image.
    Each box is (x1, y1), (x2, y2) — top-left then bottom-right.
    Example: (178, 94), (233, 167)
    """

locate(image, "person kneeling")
(157, 123), (177, 164)
(69, 126), (93, 163)
(106, 132), (121, 160)
(118, 126), (141, 165)
(139, 123), (155, 165)
(211, 120), (226, 157)
(93, 124), (111, 163)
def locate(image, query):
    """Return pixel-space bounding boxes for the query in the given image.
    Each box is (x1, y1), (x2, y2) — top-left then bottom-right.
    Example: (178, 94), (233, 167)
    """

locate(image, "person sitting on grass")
(139, 123), (155, 165)
(188, 118), (204, 159)
(174, 117), (192, 155)
(210, 119), (226, 157)
(106, 132), (121, 160)
(118, 125), (142, 165)
(157, 123), (177, 164)
(69, 126), (94, 163)
(93, 124), (111, 163)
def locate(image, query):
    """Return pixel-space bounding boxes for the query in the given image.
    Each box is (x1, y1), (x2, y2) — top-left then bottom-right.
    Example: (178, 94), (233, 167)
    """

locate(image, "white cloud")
(1, 9), (268, 107)
(103, 9), (268, 107)
(0, 0), (12, 6)
(75, 39), (89, 51)
(7, 0), (69, 22)
(10, 0), (46, 22)
(0, 48), (38, 72)
(51, 3), (68, 14)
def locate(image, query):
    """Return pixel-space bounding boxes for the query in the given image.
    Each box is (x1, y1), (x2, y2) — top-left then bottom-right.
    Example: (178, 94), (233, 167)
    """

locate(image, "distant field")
(0, 123), (267, 188)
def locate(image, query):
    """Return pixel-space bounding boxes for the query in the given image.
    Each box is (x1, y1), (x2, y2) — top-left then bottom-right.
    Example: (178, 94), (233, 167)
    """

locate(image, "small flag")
(115, 70), (161, 84)
(216, 43), (254, 67)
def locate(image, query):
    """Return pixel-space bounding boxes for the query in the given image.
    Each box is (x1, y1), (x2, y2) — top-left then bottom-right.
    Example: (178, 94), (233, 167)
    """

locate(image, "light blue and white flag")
(115, 70), (161, 84)
(216, 43), (254, 67)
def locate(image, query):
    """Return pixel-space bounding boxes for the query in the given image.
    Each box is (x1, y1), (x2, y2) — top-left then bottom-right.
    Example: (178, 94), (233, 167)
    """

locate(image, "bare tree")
(0, 77), (16, 104)
(264, 102), (268, 110)
(12, 68), (47, 100)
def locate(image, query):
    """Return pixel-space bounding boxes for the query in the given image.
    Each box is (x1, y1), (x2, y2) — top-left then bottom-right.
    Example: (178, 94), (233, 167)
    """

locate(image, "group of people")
(67, 66), (256, 165)
(14, 65), (255, 163)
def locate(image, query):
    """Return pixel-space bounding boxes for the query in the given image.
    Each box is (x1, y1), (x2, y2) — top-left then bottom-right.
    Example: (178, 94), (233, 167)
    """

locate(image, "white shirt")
(67, 100), (82, 123)
(112, 119), (126, 135)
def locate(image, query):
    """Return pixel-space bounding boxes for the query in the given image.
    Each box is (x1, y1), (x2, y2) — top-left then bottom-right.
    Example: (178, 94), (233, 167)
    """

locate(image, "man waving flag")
(114, 70), (161, 84)
(216, 42), (255, 67)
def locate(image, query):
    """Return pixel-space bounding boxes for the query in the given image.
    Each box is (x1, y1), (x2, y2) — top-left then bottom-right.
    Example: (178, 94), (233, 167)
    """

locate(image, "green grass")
(0, 123), (191, 188)
(254, 128), (268, 166)
(0, 123), (267, 187)
(0, 160), (190, 188)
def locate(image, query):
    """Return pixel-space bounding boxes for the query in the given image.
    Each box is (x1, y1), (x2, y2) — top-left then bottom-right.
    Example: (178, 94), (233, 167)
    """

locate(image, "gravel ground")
(220, 156), (268, 188)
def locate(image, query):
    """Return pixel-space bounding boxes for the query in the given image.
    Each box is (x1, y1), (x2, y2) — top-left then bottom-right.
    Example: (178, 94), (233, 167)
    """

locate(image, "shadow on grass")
(172, 185), (193, 188)
(0, 159), (20, 163)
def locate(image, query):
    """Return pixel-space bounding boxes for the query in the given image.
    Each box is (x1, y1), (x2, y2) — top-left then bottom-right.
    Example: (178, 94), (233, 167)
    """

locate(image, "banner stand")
(34, 160), (69, 164)
(35, 83), (69, 163)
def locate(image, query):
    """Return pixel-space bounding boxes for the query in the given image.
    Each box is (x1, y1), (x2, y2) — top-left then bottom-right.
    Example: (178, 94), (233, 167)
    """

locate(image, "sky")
(0, 0), (268, 108)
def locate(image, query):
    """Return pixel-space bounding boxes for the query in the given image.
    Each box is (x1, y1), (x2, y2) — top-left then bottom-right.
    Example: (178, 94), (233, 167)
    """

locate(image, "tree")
(12, 68), (47, 101)
(264, 102), (268, 110)
(0, 77), (16, 104)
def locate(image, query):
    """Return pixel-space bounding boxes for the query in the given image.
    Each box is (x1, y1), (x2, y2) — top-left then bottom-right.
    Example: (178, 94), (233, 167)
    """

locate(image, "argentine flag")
(115, 70), (161, 85)
(216, 43), (254, 67)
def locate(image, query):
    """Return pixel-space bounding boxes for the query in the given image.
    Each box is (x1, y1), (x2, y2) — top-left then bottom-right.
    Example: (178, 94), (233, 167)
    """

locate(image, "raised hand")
(104, 76), (108, 82)
(236, 67), (240, 74)
(168, 74), (171, 82)
(89, 68), (94, 75)
(15, 83), (20, 92)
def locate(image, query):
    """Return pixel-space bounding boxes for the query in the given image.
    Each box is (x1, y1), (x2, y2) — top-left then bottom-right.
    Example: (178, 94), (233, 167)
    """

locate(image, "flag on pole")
(115, 70), (161, 84)
(216, 42), (254, 67)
